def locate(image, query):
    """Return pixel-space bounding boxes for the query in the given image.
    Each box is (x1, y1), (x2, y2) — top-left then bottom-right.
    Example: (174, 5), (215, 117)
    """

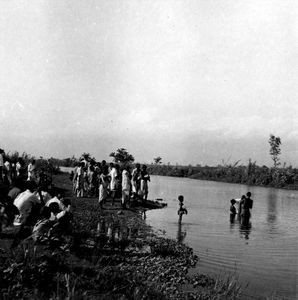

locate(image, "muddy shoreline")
(0, 173), (242, 299)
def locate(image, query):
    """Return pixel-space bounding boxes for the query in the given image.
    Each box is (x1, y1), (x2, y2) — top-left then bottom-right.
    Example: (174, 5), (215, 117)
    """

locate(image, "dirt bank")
(0, 173), (242, 299)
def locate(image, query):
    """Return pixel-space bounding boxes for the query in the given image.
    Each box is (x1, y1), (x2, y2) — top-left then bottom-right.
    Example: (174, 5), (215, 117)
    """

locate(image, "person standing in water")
(240, 192), (253, 228)
(229, 199), (237, 223)
(240, 192), (253, 218)
(177, 195), (188, 223)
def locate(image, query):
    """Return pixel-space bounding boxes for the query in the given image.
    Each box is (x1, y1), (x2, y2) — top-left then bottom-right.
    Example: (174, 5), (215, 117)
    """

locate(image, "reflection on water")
(177, 218), (187, 244)
(266, 188), (278, 231)
(240, 217), (252, 240)
(146, 176), (298, 300)
(230, 214), (252, 240)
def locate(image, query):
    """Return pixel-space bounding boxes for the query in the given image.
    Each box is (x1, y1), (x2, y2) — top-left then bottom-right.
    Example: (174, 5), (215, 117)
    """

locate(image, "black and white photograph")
(0, 1), (297, 299)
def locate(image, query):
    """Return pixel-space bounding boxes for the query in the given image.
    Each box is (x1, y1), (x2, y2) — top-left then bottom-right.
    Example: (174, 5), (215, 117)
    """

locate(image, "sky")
(0, 0), (298, 166)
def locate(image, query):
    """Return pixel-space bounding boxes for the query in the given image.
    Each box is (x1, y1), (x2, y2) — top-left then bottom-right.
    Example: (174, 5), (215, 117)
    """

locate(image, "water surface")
(146, 176), (298, 299)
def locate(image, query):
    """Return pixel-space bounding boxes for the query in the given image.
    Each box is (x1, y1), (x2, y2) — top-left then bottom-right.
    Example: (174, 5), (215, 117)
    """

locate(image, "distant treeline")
(6, 151), (298, 190)
(147, 160), (298, 190)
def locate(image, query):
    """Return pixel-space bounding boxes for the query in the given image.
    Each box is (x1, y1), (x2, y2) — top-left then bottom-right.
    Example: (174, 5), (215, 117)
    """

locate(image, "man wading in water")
(239, 192), (253, 226)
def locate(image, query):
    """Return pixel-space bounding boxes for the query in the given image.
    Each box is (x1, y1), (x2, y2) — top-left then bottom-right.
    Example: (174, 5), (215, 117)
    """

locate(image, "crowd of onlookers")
(0, 148), (151, 249)
(71, 158), (151, 209)
(0, 148), (72, 249)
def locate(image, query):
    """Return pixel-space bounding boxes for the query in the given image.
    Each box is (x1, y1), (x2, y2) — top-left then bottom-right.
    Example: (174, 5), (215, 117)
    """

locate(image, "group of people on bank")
(71, 159), (151, 209)
(0, 149), (71, 248)
(0, 149), (53, 188)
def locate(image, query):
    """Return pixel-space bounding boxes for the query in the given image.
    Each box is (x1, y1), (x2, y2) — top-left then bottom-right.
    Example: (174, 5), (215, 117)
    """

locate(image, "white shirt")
(27, 163), (36, 180)
(45, 196), (64, 210)
(4, 161), (10, 172)
(16, 162), (21, 176)
(14, 190), (40, 225)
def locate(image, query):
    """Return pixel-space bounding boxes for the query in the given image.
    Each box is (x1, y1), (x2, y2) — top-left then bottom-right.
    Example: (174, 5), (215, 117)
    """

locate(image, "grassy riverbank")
(0, 173), (242, 299)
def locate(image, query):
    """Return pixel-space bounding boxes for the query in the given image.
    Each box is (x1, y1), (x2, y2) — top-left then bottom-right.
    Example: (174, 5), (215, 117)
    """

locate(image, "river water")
(146, 175), (298, 299)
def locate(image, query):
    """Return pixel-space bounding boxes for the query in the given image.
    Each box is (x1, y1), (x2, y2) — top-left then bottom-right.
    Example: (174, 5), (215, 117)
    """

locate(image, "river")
(146, 175), (298, 299)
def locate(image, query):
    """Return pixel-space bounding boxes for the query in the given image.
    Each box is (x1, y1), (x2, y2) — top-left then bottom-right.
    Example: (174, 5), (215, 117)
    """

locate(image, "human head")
(57, 193), (64, 200)
(25, 180), (37, 192)
(178, 195), (184, 203)
(123, 165), (130, 173)
(241, 195), (246, 200)
(136, 163), (140, 170)
(230, 199), (236, 205)
(48, 202), (61, 215)
(14, 178), (24, 189)
(61, 198), (71, 208)
(246, 192), (251, 198)
(40, 206), (51, 219)
(102, 160), (106, 166)
(142, 165), (147, 171)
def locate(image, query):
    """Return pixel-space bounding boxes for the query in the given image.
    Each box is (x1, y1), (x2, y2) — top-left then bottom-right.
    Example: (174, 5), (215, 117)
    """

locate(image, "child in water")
(177, 195), (188, 221)
(230, 199), (237, 215)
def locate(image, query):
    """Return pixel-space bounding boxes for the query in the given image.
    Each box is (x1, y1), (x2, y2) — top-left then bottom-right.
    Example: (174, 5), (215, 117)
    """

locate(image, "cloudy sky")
(0, 0), (298, 166)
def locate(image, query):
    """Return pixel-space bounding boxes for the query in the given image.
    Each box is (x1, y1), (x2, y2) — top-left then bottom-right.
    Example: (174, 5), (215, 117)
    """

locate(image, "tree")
(153, 156), (162, 165)
(81, 153), (91, 161)
(268, 134), (281, 168)
(109, 148), (135, 165)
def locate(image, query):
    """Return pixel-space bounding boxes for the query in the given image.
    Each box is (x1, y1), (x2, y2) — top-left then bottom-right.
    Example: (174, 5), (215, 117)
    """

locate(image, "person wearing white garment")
(14, 181), (40, 226)
(131, 163), (141, 200)
(0, 149), (4, 182)
(121, 168), (131, 209)
(4, 159), (12, 185)
(27, 159), (37, 182)
(109, 163), (118, 206)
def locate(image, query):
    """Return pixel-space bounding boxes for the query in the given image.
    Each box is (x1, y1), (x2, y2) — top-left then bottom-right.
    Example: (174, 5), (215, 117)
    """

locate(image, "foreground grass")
(0, 173), (243, 299)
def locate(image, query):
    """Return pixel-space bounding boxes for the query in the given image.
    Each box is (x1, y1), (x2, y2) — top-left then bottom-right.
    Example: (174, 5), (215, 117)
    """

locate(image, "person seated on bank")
(0, 195), (19, 233)
(45, 192), (65, 210)
(47, 202), (61, 221)
(13, 180), (41, 226)
(32, 206), (53, 243)
(7, 178), (23, 202)
(48, 200), (73, 237)
(11, 181), (42, 248)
